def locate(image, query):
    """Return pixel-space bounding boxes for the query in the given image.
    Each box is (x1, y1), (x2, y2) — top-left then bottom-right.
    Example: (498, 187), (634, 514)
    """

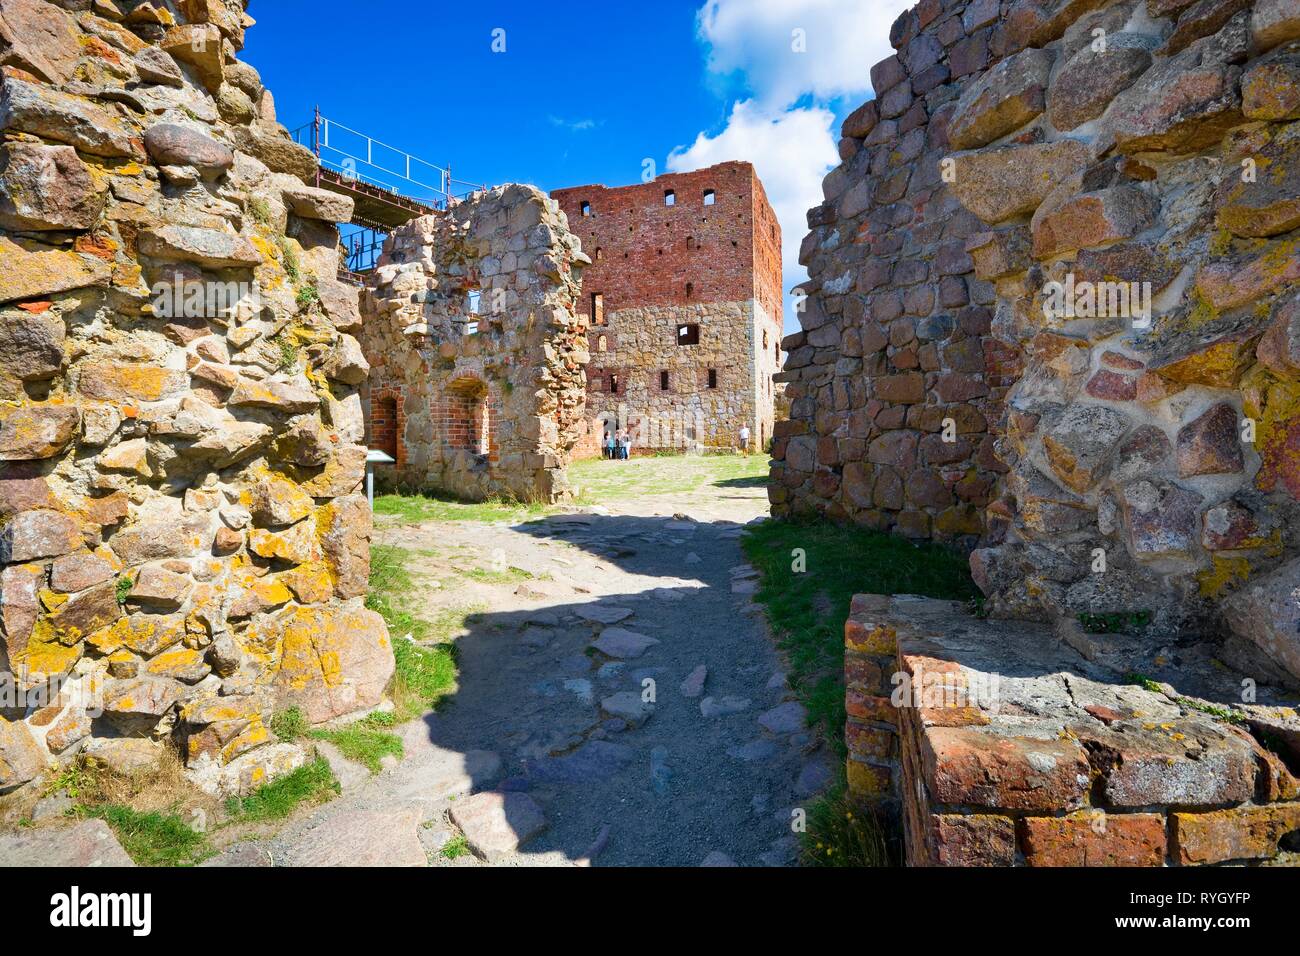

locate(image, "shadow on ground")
(408, 511), (821, 866)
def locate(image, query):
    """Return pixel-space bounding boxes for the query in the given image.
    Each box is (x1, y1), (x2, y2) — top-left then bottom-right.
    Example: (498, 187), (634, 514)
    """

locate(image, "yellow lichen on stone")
(18, 620), (81, 680)
(1197, 555), (1252, 598)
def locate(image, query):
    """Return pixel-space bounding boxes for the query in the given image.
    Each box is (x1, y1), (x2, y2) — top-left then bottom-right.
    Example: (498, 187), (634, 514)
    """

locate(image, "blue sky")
(242, 0), (911, 333)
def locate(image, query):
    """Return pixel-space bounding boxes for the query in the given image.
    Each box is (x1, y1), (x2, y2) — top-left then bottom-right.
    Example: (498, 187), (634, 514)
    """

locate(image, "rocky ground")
(211, 455), (826, 867)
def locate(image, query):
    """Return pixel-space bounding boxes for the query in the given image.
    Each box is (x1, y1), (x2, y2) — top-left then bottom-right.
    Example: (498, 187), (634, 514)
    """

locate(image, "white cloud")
(668, 100), (839, 314)
(548, 115), (597, 132)
(697, 0), (914, 111)
(680, 0), (913, 331)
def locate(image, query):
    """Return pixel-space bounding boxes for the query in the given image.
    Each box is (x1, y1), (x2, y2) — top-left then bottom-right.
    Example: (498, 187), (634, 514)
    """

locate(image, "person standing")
(604, 430), (616, 460)
(738, 423), (751, 457)
(619, 428), (632, 460)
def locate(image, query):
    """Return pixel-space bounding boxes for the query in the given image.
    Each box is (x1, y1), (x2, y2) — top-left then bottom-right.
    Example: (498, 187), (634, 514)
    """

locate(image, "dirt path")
(255, 459), (827, 867)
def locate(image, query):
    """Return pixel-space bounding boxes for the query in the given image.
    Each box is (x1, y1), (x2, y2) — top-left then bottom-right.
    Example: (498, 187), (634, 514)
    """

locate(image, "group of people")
(602, 429), (633, 460)
(601, 424), (754, 458)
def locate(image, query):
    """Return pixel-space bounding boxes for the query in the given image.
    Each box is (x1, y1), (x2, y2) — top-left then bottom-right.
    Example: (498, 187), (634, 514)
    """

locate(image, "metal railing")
(339, 224), (387, 276)
(290, 109), (486, 210)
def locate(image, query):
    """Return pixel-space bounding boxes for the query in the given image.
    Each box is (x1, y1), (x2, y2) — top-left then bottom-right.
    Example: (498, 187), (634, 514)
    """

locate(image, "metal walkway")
(290, 109), (487, 278)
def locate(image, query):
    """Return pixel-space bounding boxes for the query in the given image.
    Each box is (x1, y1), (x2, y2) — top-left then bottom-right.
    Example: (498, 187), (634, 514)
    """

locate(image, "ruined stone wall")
(779, 0), (1300, 674)
(772, 0), (1017, 543)
(0, 0), (393, 797)
(358, 186), (590, 504)
(941, 0), (1300, 663)
(552, 162), (783, 455)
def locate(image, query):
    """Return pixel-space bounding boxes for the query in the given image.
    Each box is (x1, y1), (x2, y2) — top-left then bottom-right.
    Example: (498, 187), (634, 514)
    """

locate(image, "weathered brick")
(1173, 804), (1300, 865)
(927, 814), (1016, 866)
(921, 726), (1090, 811)
(1022, 812), (1166, 867)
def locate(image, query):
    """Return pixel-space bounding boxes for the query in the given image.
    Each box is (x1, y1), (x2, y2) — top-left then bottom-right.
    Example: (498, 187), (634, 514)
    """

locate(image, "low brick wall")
(846, 594), (1300, 865)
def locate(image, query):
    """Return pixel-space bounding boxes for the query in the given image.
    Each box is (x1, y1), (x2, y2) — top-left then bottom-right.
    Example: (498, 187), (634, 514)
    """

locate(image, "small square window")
(685, 282), (693, 298)
(677, 324), (700, 346)
(703, 189), (715, 206)
(609, 373), (619, 394)
(660, 370), (669, 390)
(707, 368), (718, 389)
(664, 189), (675, 207)
(580, 201), (591, 217)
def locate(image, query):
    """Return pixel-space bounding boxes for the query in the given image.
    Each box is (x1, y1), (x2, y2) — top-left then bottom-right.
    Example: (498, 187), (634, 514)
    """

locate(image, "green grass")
(309, 723), (403, 774)
(374, 491), (551, 524)
(276, 235), (301, 283)
(800, 784), (895, 867)
(462, 565), (536, 585)
(441, 834), (470, 860)
(741, 517), (978, 868)
(391, 636), (457, 721)
(374, 454), (770, 524)
(366, 544), (434, 641)
(569, 453), (769, 502)
(82, 804), (211, 867)
(270, 705), (309, 742)
(741, 517), (979, 752)
(223, 756), (339, 822)
(248, 195), (273, 225)
(272, 333), (299, 372)
(295, 277), (320, 310)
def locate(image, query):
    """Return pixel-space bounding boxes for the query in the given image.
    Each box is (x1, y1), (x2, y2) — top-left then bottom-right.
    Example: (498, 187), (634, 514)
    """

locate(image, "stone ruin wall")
(553, 163), (784, 457)
(774, 0), (1014, 547)
(777, 0), (1300, 683)
(0, 0), (394, 798)
(358, 186), (590, 504)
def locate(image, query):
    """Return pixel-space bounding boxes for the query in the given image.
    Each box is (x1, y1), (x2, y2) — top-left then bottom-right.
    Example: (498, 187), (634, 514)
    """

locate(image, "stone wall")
(358, 186), (590, 503)
(779, 0), (1300, 680)
(553, 162), (784, 455)
(0, 0), (392, 797)
(772, 0), (1014, 544)
(947, 0), (1300, 656)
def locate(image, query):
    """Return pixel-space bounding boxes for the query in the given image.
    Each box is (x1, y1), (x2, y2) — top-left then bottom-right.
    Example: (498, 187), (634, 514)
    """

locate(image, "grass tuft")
(441, 833), (470, 860)
(223, 756), (339, 823)
(248, 196), (273, 226)
(374, 491), (551, 524)
(270, 705), (309, 742)
(391, 637), (457, 721)
(309, 723), (403, 774)
(741, 517), (978, 751)
(81, 804), (210, 867)
(799, 783), (895, 867)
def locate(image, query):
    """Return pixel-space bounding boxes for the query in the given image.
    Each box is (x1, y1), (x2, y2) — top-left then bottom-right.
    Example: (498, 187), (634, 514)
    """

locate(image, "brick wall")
(367, 389), (402, 464)
(553, 162), (783, 455)
(847, 595), (1300, 867)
